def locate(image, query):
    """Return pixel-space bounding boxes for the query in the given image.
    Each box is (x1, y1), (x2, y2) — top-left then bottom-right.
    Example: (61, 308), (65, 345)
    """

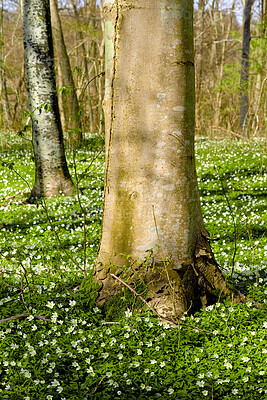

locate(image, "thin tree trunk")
(0, 0), (11, 128)
(94, 0), (246, 320)
(23, 0), (74, 199)
(213, 0), (236, 129)
(57, 61), (67, 133)
(50, 0), (82, 142)
(12, 66), (25, 126)
(240, 0), (254, 136)
(69, 0), (95, 133)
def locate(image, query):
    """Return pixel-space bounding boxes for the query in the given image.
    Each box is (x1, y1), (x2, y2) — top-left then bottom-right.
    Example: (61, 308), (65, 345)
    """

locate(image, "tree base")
(94, 234), (249, 320)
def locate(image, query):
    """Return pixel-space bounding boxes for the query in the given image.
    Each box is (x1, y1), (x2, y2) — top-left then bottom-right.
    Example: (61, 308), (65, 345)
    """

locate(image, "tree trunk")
(94, 0), (245, 320)
(23, 0), (74, 199)
(50, 0), (82, 143)
(240, 0), (254, 136)
(69, 0), (95, 133)
(0, 0), (11, 128)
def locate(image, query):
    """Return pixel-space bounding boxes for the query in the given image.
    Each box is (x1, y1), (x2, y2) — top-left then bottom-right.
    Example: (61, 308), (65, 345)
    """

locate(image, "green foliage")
(103, 282), (148, 322)
(0, 136), (266, 399)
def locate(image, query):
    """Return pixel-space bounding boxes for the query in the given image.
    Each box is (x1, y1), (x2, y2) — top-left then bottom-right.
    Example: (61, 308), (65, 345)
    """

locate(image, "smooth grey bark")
(94, 0), (246, 319)
(23, 0), (74, 198)
(50, 0), (82, 142)
(240, 0), (254, 135)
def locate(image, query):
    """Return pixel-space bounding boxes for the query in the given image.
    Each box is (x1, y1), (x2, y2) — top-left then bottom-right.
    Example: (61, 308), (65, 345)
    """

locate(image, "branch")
(0, 314), (51, 324)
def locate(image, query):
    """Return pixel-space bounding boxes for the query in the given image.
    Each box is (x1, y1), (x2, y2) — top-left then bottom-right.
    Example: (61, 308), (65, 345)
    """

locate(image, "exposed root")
(94, 233), (261, 320)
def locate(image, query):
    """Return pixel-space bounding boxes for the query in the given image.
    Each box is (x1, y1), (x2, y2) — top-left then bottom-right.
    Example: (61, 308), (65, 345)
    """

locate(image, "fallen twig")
(0, 313), (51, 323)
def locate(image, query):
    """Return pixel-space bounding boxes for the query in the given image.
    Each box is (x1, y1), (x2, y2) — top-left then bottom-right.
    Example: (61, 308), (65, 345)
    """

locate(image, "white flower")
(51, 312), (58, 323)
(224, 362), (232, 369)
(69, 300), (76, 307)
(150, 359), (156, 364)
(46, 301), (55, 309)
(137, 349), (142, 355)
(51, 379), (60, 387)
(241, 356), (250, 363)
(243, 376), (249, 382)
(168, 388), (174, 394)
(118, 353), (123, 360)
(27, 315), (34, 321)
(125, 309), (132, 318)
(202, 391), (208, 396)
(232, 389), (238, 395)
(196, 380), (205, 387)
(160, 361), (165, 367)
(263, 322), (267, 328)
(259, 371), (265, 376)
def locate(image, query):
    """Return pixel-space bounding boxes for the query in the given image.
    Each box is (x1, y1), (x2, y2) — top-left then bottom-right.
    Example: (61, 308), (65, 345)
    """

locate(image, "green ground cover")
(0, 134), (266, 399)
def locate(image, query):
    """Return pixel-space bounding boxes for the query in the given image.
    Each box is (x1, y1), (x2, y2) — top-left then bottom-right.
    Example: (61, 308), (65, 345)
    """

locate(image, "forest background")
(0, 0), (266, 140)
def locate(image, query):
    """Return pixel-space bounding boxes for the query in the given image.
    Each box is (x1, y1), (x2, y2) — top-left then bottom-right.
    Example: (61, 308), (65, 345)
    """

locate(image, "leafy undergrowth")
(0, 133), (266, 399)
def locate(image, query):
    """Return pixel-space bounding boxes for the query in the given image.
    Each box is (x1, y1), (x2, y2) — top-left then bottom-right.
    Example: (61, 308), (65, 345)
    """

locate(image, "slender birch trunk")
(50, 0), (82, 142)
(23, 0), (74, 199)
(94, 0), (245, 319)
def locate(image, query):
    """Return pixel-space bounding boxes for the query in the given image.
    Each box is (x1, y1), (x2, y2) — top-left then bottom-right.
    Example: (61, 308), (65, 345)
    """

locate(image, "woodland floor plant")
(0, 134), (266, 399)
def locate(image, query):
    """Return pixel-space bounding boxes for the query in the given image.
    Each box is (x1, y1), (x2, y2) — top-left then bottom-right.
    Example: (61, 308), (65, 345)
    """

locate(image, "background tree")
(240, 0), (254, 136)
(0, 0), (265, 138)
(94, 0), (245, 319)
(0, 0), (11, 128)
(50, 0), (82, 142)
(23, 0), (74, 198)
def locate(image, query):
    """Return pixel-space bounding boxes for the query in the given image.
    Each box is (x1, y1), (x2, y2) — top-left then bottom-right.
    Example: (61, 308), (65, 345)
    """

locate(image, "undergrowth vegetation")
(0, 133), (266, 399)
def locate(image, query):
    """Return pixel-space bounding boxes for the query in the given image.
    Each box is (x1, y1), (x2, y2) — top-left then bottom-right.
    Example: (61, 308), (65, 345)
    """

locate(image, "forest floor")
(0, 133), (266, 399)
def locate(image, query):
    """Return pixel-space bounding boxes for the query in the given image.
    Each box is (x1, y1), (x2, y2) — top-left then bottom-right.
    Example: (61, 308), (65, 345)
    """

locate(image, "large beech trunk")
(95, 0), (245, 319)
(23, 0), (74, 199)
